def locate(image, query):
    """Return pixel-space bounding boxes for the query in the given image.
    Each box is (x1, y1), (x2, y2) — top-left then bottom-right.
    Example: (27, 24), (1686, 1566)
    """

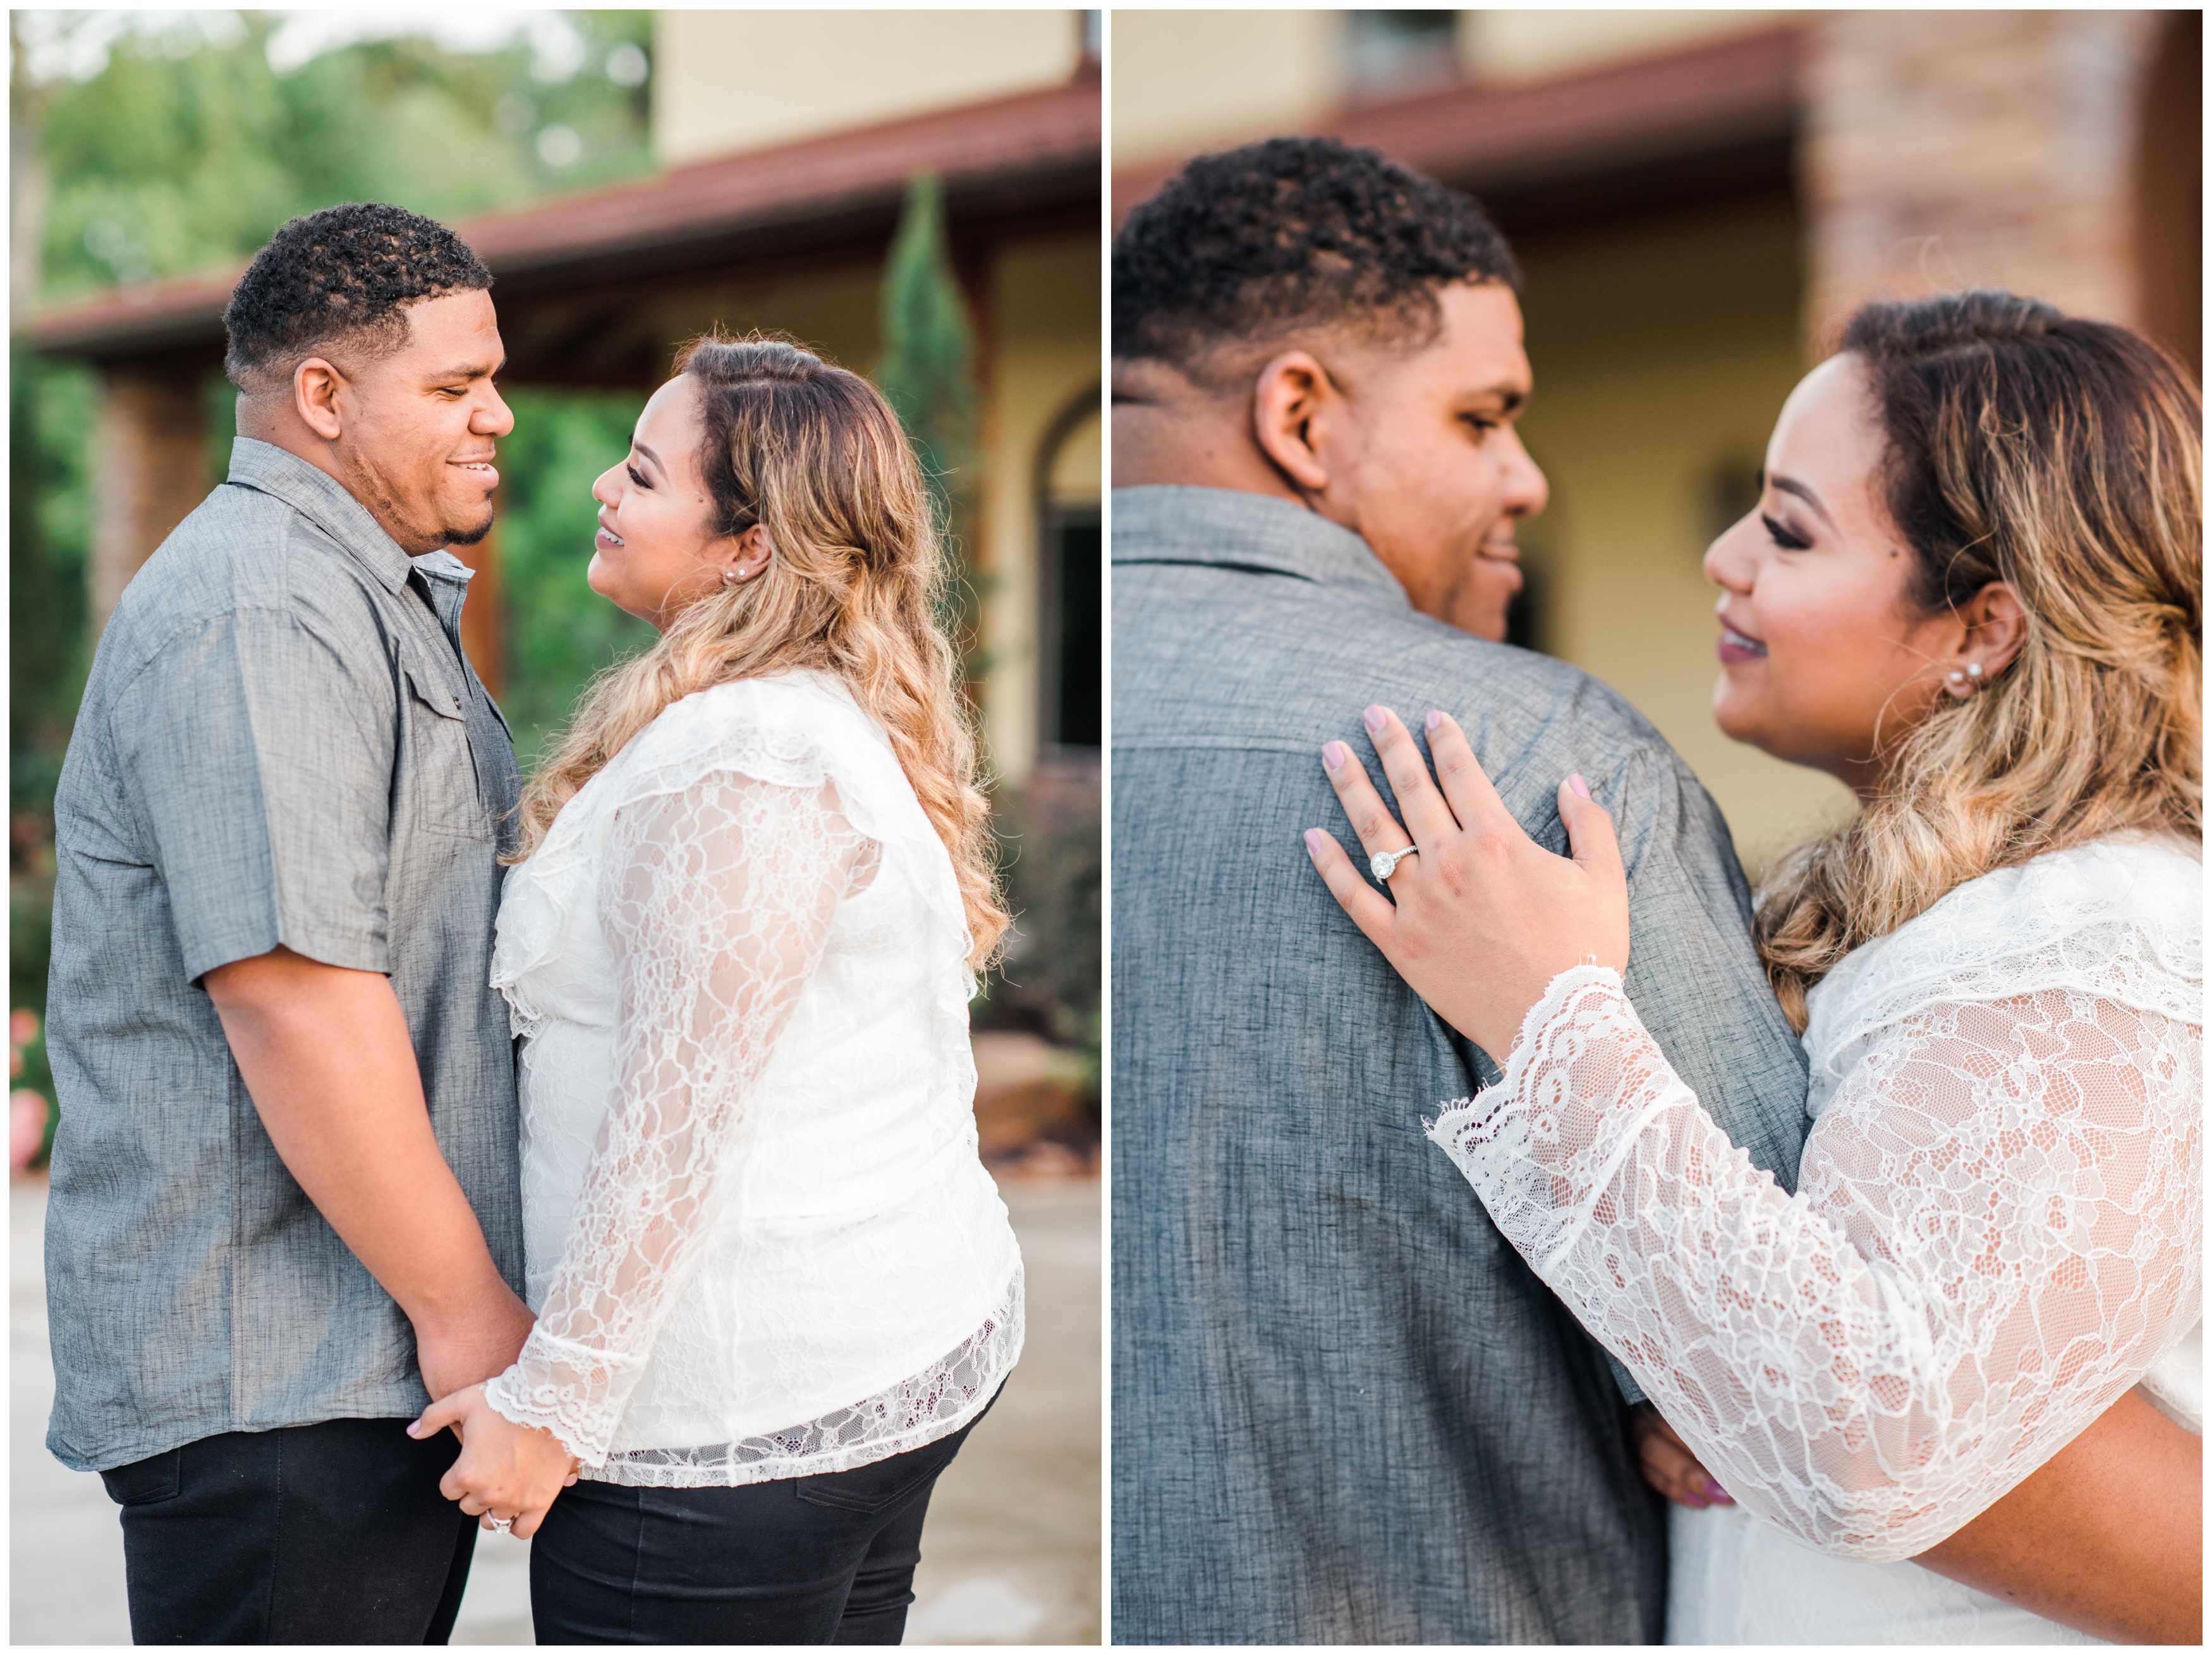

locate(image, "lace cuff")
(1425, 955), (2201, 1561)
(481, 1327), (648, 1467)
(1429, 965), (1693, 1274)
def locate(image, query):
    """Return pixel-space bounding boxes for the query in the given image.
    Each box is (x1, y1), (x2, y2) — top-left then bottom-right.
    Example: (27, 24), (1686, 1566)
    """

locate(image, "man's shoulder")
(99, 486), (389, 672)
(1119, 575), (1670, 760)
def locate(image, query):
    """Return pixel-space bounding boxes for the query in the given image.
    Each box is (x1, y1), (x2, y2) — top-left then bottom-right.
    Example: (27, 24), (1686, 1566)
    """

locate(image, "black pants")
(100, 1417), (477, 1645)
(529, 1403), (991, 1645)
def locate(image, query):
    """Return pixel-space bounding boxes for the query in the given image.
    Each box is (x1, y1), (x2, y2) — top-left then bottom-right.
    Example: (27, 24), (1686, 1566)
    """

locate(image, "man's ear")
(1251, 350), (1339, 496)
(293, 357), (347, 443)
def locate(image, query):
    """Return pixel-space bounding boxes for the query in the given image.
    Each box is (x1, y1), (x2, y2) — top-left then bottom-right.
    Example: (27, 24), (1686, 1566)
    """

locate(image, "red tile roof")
(28, 72), (1101, 360)
(1112, 23), (1802, 226)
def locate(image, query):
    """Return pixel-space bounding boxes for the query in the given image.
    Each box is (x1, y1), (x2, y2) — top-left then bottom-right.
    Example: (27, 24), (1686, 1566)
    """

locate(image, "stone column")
(2132, 10), (2199, 379)
(90, 362), (209, 635)
(1801, 11), (2164, 348)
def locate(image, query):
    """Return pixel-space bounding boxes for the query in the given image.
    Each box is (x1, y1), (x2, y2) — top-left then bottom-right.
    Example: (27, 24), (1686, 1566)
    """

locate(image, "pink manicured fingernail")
(1322, 742), (1345, 773)
(1706, 1479), (1732, 1504)
(1567, 773), (1591, 800)
(406, 1421), (423, 1437)
(1303, 829), (1328, 856)
(1425, 710), (1443, 733)
(1364, 704), (1387, 734)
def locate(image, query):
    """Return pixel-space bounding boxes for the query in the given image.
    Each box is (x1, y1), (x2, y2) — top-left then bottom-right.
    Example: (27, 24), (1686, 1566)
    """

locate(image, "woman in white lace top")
(1303, 293), (2200, 1642)
(410, 336), (1023, 1642)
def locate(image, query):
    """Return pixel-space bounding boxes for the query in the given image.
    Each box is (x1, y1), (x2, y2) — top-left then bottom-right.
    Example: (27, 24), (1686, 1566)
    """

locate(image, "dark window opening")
(1040, 505), (1101, 749)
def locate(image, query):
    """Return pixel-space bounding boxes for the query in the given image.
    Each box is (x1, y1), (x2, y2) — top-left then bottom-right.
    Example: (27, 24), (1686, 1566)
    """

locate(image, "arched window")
(1034, 386), (1102, 753)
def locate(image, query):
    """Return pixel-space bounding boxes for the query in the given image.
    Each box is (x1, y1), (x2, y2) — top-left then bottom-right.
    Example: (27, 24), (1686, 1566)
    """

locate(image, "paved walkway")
(11, 1175), (1099, 1644)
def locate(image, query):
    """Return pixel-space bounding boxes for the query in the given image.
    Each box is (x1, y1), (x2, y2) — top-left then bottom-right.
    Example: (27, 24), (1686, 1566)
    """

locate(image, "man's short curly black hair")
(222, 202), (493, 391)
(1113, 137), (1518, 382)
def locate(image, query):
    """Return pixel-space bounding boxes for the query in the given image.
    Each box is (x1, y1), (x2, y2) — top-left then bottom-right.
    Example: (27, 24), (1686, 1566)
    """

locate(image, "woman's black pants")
(528, 1402), (990, 1645)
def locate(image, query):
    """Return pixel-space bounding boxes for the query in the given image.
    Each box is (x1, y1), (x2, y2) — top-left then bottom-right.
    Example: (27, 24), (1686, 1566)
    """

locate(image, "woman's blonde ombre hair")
(1755, 291), (2202, 1031)
(511, 332), (1009, 968)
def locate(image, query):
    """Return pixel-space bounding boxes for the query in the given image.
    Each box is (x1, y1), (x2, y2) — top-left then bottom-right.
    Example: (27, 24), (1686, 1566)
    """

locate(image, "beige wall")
(1513, 193), (1856, 875)
(1047, 405), (1102, 503)
(648, 262), (885, 374)
(1112, 10), (1789, 166)
(654, 11), (1086, 166)
(980, 232), (1103, 783)
(1110, 10), (1340, 166)
(1457, 9), (1785, 82)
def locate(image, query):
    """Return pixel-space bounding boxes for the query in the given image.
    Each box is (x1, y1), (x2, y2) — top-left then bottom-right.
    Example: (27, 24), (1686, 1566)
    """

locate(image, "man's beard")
(347, 451), (496, 553)
(444, 511), (495, 547)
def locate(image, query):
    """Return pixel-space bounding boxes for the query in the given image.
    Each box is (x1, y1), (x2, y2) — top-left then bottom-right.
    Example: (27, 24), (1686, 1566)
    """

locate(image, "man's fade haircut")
(1112, 137), (1519, 385)
(222, 202), (493, 393)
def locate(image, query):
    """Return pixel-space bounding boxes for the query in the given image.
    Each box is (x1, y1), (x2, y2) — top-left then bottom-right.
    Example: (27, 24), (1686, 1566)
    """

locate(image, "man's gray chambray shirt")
(45, 436), (525, 1474)
(1110, 486), (1811, 1644)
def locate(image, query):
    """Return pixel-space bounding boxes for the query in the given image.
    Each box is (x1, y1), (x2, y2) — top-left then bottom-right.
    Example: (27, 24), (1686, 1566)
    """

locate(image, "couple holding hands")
(44, 204), (1019, 1644)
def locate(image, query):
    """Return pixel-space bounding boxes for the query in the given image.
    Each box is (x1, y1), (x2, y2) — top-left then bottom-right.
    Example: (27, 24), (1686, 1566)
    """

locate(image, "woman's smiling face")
(1702, 353), (1969, 796)
(588, 376), (750, 630)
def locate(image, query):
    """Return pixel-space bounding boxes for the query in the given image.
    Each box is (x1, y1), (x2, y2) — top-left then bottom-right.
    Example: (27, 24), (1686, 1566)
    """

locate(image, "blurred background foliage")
(11, 15), (660, 1089)
(9, 12), (1095, 1157)
(875, 171), (990, 680)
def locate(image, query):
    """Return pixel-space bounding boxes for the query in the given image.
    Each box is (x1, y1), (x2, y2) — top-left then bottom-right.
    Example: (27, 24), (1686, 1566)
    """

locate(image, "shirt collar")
(1109, 484), (1409, 606)
(226, 436), (418, 595)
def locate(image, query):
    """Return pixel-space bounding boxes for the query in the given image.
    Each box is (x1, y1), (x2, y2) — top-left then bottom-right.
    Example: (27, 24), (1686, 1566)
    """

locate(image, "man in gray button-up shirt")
(46, 204), (530, 1642)
(1111, 140), (1809, 1642)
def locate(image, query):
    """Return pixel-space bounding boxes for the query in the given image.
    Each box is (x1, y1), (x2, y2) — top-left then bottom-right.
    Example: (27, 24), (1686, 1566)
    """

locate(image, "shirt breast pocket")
(403, 663), (490, 840)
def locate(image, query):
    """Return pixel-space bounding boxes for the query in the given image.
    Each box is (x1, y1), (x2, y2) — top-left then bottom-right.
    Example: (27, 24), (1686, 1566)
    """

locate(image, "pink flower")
(9, 1008), (38, 1051)
(10, 1089), (49, 1173)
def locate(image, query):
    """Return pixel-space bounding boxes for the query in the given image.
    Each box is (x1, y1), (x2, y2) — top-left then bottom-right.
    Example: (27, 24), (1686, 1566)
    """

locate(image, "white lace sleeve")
(482, 771), (873, 1466)
(1430, 963), (2203, 1562)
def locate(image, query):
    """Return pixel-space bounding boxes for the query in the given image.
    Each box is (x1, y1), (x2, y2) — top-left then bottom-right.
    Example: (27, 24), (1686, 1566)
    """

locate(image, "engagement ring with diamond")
(1370, 845), (1418, 881)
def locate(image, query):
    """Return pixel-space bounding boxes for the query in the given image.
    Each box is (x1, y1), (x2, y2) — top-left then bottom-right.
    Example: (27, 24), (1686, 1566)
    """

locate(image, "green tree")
(26, 13), (653, 302)
(873, 171), (987, 677)
(495, 386), (658, 769)
(9, 13), (662, 1153)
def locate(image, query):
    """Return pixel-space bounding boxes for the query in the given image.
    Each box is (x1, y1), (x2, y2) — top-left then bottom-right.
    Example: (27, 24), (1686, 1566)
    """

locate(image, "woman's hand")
(1302, 705), (1628, 1061)
(410, 1383), (581, 1538)
(1631, 1405), (1735, 1510)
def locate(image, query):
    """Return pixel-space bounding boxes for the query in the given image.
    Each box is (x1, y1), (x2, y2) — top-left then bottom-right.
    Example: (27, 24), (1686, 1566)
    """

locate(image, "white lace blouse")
(481, 671), (1023, 1487)
(1429, 834), (2201, 1563)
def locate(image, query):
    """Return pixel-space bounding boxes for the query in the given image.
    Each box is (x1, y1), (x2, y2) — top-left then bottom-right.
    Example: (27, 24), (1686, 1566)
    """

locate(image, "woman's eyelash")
(627, 463), (650, 488)
(1761, 513), (1810, 551)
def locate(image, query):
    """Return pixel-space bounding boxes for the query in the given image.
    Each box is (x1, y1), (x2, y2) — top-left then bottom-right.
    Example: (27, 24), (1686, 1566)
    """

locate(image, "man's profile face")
(325, 288), (512, 555)
(1313, 281), (1547, 641)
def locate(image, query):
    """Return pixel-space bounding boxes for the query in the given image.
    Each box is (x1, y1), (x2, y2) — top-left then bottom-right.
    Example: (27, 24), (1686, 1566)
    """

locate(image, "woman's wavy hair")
(511, 332), (1009, 968)
(1755, 290), (2201, 1032)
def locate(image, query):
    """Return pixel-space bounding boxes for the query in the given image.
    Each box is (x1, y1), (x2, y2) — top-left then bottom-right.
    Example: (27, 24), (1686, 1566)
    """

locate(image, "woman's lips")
(595, 525), (625, 551)
(1717, 621), (1768, 665)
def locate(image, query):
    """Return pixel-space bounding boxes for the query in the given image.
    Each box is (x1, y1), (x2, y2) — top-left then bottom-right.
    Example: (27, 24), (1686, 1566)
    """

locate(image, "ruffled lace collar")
(1801, 833), (2202, 1117)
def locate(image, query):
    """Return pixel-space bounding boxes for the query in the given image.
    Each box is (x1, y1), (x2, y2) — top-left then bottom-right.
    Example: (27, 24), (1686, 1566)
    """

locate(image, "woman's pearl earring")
(722, 569), (743, 585)
(1966, 661), (1983, 681)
